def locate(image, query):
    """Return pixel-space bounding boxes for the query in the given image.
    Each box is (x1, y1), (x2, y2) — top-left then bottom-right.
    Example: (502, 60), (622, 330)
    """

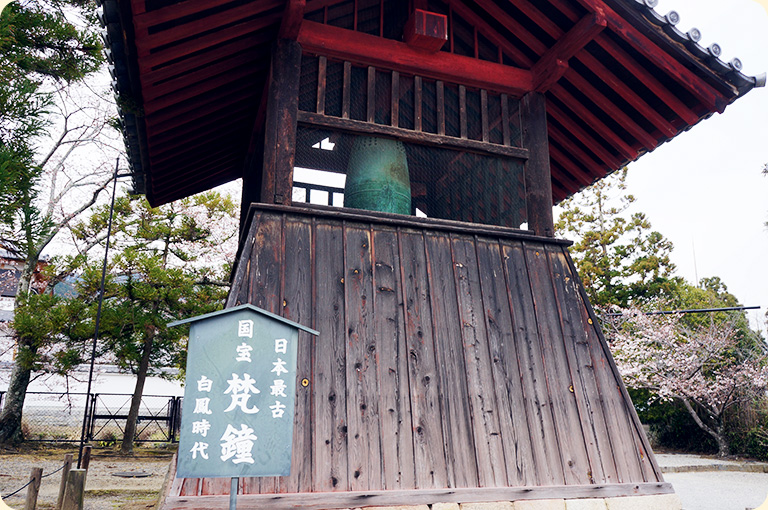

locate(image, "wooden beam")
(298, 111), (530, 160)
(546, 101), (622, 169)
(532, 12), (607, 92)
(510, 0), (700, 125)
(261, 39), (302, 205)
(162, 482), (674, 509)
(279, 0), (306, 39)
(520, 92), (554, 237)
(297, 21), (534, 96)
(572, 0), (728, 112)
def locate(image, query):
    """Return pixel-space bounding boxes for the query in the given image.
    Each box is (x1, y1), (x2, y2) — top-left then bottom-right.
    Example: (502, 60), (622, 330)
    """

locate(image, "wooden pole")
(23, 467), (42, 510)
(260, 38), (302, 206)
(520, 91), (555, 237)
(80, 446), (92, 471)
(61, 470), (86, 510)
(55, 454), (74, 510)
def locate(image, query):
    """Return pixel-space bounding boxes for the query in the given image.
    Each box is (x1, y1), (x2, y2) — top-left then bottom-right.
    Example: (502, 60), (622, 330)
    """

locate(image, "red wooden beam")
(442, 0), (533, 67)
(548, 144), (594, 188)
(548, 123), (606, 178)
(474, 0), (547, 56)
(511, 0), (700, 125)
(532, 12), (606, 92)
(297, 21), (534, 96)
(572, 0), (729, 112)
(562, 68), (658, 149)
(546, 101), (622, 169)
(550, 83), (638, 160)
(138, 15), (280, 72)
(279, 0), (306, 39)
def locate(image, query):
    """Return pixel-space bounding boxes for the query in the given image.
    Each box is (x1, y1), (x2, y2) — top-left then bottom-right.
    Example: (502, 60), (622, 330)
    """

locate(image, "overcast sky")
(609, 0), (768, 331)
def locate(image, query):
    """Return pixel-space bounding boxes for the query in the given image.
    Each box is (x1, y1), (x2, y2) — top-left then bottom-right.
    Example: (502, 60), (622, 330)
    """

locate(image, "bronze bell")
(344, 136), (411, 215)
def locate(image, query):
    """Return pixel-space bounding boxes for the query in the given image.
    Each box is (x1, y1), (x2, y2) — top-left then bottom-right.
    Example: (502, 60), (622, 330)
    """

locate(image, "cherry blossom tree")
(609, 310), (768, 456)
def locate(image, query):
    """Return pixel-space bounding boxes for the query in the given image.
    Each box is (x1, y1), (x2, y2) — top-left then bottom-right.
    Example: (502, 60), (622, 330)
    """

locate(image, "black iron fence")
(0, 391), (182, 444)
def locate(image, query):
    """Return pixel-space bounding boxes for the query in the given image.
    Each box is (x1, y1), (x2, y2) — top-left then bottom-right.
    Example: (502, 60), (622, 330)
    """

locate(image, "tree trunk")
(680, 397), (730, 457)
(120, 330), (155, 454)
(0, 352), (33, 444)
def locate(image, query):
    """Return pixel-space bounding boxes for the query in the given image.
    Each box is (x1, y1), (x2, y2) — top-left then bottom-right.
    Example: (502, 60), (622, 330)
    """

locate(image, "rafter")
(297, 21), (534, 96)
(532, 12), (606, 92)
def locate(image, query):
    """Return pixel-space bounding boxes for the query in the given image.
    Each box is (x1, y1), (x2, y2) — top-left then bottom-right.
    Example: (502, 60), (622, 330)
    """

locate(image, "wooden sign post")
(169, 304), (318, 507)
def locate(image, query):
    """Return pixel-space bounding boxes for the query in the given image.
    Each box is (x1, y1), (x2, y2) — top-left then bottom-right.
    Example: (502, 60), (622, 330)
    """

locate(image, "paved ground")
(656, 453), (768, 510)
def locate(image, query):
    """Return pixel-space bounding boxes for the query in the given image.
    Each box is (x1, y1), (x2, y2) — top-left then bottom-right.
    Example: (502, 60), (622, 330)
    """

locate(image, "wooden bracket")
(279, 0), (306, 39)
(532, 11), (607, 92)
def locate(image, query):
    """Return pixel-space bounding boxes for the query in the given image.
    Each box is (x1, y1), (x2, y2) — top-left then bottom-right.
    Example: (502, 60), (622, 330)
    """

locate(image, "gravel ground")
(0, 445), (174, 510)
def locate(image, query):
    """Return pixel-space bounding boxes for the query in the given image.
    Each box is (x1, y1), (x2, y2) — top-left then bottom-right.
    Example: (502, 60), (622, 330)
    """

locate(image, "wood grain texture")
(189, 206), (664, 506)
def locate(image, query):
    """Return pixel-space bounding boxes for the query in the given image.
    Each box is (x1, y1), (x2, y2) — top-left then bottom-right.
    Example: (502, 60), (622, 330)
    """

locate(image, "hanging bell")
(344, 136), (411, 215)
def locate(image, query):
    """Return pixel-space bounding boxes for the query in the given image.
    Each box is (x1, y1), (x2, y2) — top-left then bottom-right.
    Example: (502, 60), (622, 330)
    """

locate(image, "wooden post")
(61, 470), (86, 510)
(520, 91), (555, 237)
(23, 467), (42, 510)
(55, 454), (74, 510)
(260, 38), (302, 206)
(80, 446), (92, 471)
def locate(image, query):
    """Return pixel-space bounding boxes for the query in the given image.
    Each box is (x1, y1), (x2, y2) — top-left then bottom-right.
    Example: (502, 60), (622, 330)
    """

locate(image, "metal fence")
(0, 391), (182, 444)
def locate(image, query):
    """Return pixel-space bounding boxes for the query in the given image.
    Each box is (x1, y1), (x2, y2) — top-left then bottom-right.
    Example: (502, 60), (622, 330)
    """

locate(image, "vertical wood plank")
(501, 94), (511, 147)
(226, 211), (263, 308)
(344, 223), (383, 491)
(391, 71), (400, 128)
(474, 239), (536, 487)
(501, 242), (564, 486)
(450, 235), (507, 488)
(247, 213), (284, 331)
(546, 245), (613, 484)
(261, 40), (301, 206)
(481, 89), (489, 142)
(282, 216), (315, 493)
(317, 56), (327, 115)
(179, 477), (201, 497)
(520, 92), (555, 237)
(200, 477), (229, 496)
(398, 228), (448, 489)
(312, 220), (349, 492)
(372, 228), (416, 490)
(436, 81), (445, 136)
(342, 61), (352, 119)
(24, 467), (42, 510)
(424, 232), (478, 489)
(459, 85), (467, 139)
(367, 66), (376, 123)
(414, 76), (423, 132)
(524, 243), (591, 486)
(563, 249), (658, 483)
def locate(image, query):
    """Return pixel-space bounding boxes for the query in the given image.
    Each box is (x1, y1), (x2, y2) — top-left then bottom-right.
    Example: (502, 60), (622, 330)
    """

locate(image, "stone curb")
(660, 463), (768, 474)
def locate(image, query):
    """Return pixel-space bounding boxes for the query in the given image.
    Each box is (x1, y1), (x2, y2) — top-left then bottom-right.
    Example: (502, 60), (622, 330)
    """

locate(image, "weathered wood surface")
(173, 204), (661, 506)
(164, 482), (674, 510)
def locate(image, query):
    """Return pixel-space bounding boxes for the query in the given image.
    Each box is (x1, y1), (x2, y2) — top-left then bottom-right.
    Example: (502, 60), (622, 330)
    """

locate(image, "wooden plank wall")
(177, 205), (660, 498)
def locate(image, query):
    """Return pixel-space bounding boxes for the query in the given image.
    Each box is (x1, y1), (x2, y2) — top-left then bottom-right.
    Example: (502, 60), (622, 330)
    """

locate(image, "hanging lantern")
(344, 136), (411, 215)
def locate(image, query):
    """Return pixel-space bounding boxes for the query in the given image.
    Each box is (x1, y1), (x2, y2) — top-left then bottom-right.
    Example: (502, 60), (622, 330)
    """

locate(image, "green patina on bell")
(344, 136), (411, 215)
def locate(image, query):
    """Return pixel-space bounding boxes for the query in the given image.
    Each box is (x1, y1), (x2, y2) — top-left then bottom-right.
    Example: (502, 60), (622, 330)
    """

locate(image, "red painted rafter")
(548, 144), (593, 187)
(551, 83), (636, 160)
(298, 21), (534, 96)
(539, 0), (719, 120)
(508, 0), (699, 125)
(144, 68), (260, 115)
(548, 124), (605, 178)
(138, 14), (281, 72)
(572, 0), (728, 112)
(532, 12), (606, 92)
(134, 2), (279, 57)
(280, 0), (306, 39)
(442, 0), (532, 66)
(562, 68), (657, 149)
(546, 101), (622, 168)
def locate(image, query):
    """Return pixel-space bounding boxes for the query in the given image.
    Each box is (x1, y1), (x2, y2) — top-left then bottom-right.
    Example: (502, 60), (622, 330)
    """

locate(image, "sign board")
(170, 305), (318, 479)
